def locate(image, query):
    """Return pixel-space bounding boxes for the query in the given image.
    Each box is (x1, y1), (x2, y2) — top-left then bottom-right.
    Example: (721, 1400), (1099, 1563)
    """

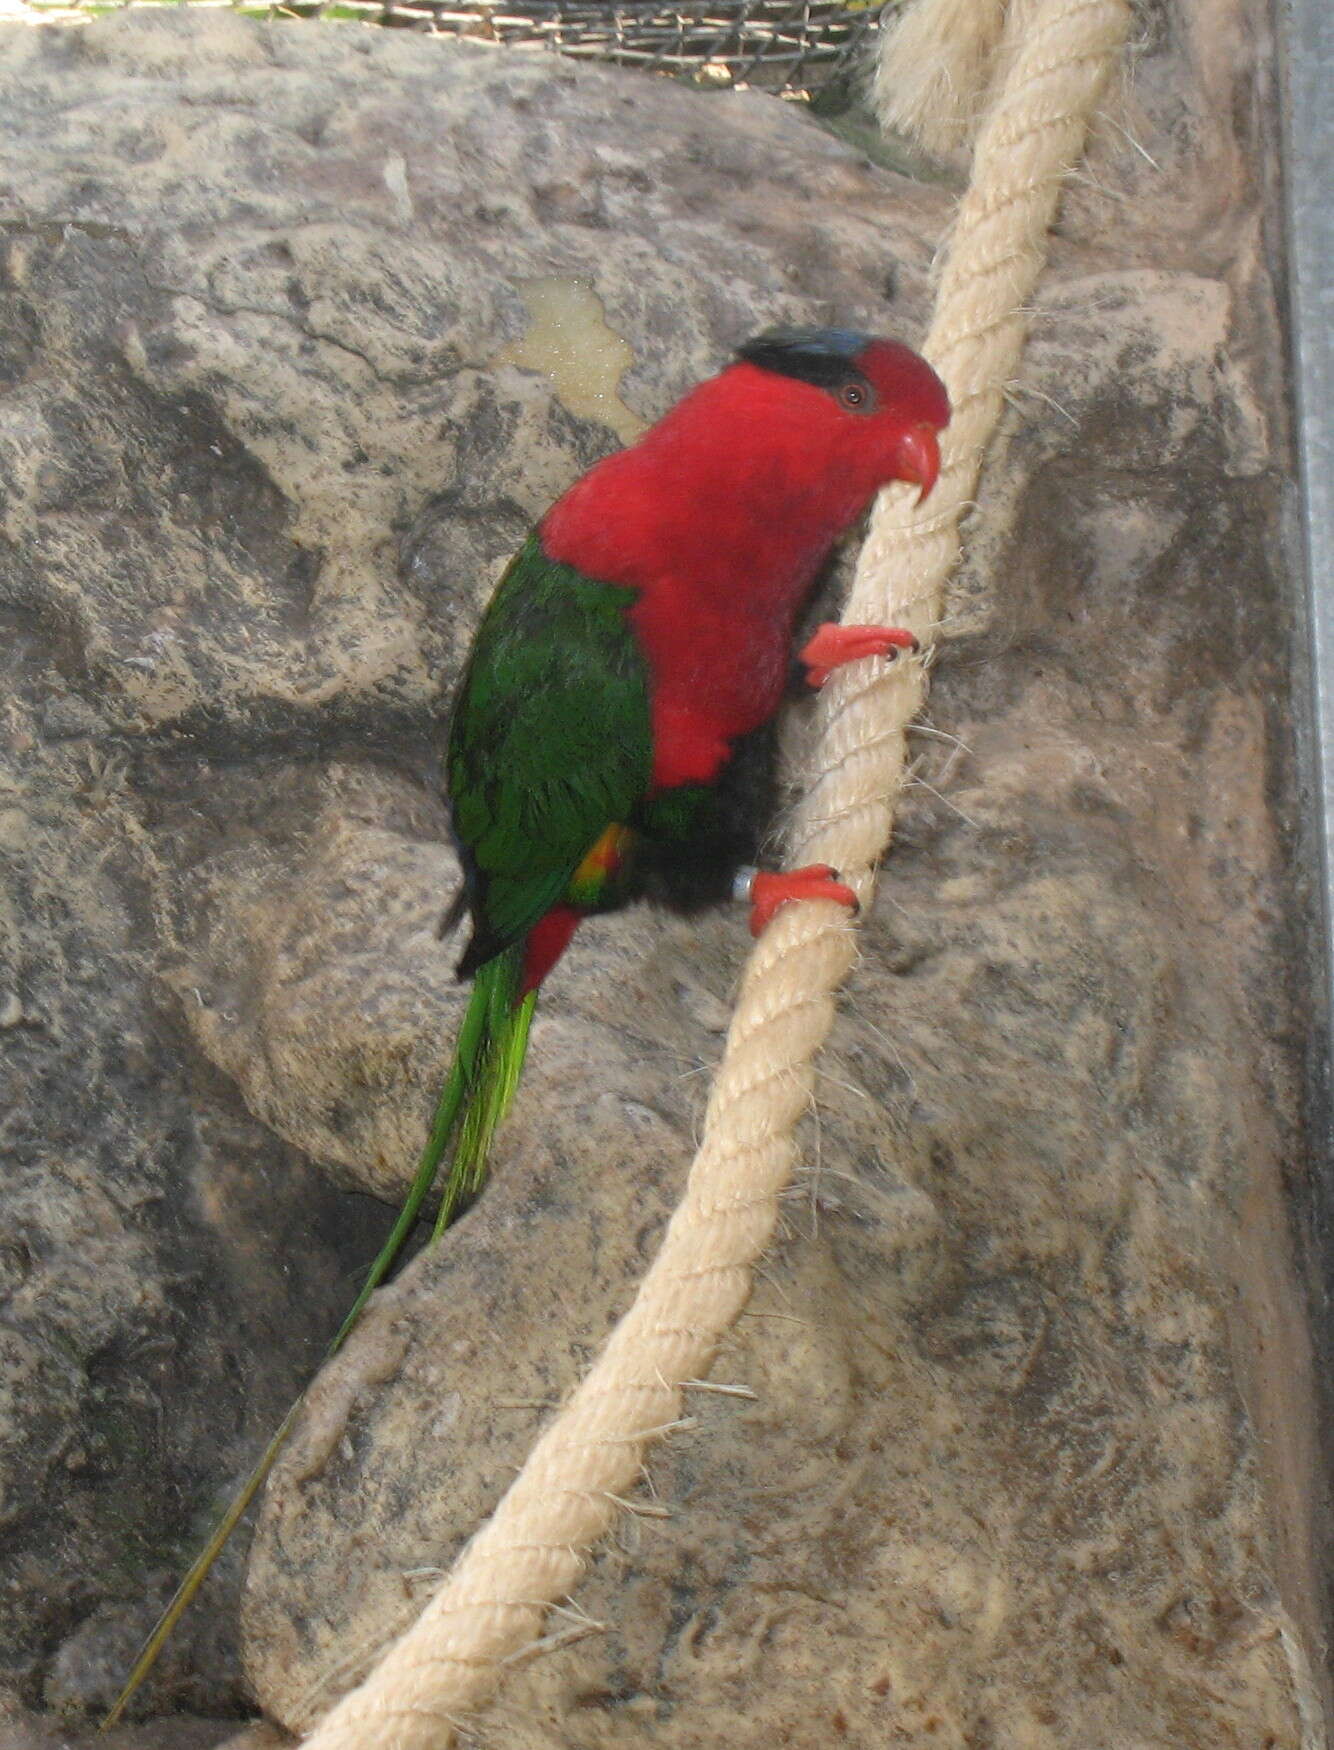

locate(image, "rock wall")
(0, 4), (1324, 1745)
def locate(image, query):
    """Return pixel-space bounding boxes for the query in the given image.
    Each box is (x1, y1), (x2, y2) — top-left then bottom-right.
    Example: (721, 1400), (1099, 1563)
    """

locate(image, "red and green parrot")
(104, 326), (947, 1721)
(418, 324), (949, 1233)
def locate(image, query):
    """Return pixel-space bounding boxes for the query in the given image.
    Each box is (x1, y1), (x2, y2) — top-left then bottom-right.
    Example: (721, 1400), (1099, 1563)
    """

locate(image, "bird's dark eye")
(838, 380), (871, 411)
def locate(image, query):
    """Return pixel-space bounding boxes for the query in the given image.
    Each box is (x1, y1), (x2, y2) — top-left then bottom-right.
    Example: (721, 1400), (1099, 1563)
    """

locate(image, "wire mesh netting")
(278, 1), (889, 94)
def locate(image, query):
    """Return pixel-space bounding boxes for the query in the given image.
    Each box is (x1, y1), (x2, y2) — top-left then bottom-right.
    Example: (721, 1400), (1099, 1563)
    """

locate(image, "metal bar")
(1277, 8), (1334, 1723)
(1280, 0), (1334, 1055)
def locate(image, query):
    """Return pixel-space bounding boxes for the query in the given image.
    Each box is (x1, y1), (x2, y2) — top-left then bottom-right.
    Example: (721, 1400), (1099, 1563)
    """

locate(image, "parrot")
(421, 324), (949, 1231)
(103, 325), (947, 1725)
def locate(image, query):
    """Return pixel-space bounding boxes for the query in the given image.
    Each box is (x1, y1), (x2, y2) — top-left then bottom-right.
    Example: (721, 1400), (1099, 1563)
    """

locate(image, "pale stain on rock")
(494, 276), (646, 446)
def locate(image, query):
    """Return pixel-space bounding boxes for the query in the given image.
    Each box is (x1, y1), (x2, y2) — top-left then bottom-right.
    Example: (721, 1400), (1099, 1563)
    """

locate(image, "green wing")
(446, 534), (653, 964)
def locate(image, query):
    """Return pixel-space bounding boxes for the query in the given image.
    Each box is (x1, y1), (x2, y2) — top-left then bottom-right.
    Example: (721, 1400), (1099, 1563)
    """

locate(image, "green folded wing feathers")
(447, 535), (654, 956)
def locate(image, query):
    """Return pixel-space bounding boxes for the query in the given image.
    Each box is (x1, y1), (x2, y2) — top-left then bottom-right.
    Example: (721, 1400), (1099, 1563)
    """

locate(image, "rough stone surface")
(0, 4), (944, 1726)
(0, 1689), (262, 1749)
(0, 4), (1324, 1748)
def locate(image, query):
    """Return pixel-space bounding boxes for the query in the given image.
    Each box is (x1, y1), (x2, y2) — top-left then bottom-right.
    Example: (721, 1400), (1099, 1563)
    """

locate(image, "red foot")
(748, 865), (859, 937)
(800, 622), (919, 688)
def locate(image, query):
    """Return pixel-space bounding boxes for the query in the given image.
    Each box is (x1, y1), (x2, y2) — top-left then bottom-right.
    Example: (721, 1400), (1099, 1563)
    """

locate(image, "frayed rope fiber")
(298, 2), (1131, 1743)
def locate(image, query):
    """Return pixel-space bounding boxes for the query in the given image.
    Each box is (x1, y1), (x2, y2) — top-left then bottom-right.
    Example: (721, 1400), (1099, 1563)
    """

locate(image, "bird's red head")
(540, 325), (949, 607)
(733, 327), (949, 507)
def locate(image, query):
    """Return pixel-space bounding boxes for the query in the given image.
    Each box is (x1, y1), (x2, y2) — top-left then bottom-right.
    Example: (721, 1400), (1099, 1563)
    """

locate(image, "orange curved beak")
(896, 422), (941, 503)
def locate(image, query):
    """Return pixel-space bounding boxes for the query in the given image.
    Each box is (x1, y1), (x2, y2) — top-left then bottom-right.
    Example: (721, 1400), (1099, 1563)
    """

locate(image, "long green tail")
(101, 946), (535, 1731)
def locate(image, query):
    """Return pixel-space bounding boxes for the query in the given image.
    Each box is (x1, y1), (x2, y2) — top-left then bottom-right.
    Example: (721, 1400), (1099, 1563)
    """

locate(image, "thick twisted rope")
(299, 3), (1130, 1743)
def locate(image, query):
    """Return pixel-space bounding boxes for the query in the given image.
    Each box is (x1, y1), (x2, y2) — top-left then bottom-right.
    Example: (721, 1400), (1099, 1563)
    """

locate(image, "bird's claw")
(747, 865), (859, 936)
(799, 622), (920, 688)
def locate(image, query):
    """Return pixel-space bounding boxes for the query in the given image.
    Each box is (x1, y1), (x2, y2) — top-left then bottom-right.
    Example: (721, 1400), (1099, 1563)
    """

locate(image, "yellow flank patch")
(568, 824), (633, 906)
(574, 823), (632, 887)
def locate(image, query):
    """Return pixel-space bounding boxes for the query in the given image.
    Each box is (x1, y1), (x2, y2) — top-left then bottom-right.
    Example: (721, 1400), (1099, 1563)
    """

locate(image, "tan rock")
(0, 3), (1322, 1747)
